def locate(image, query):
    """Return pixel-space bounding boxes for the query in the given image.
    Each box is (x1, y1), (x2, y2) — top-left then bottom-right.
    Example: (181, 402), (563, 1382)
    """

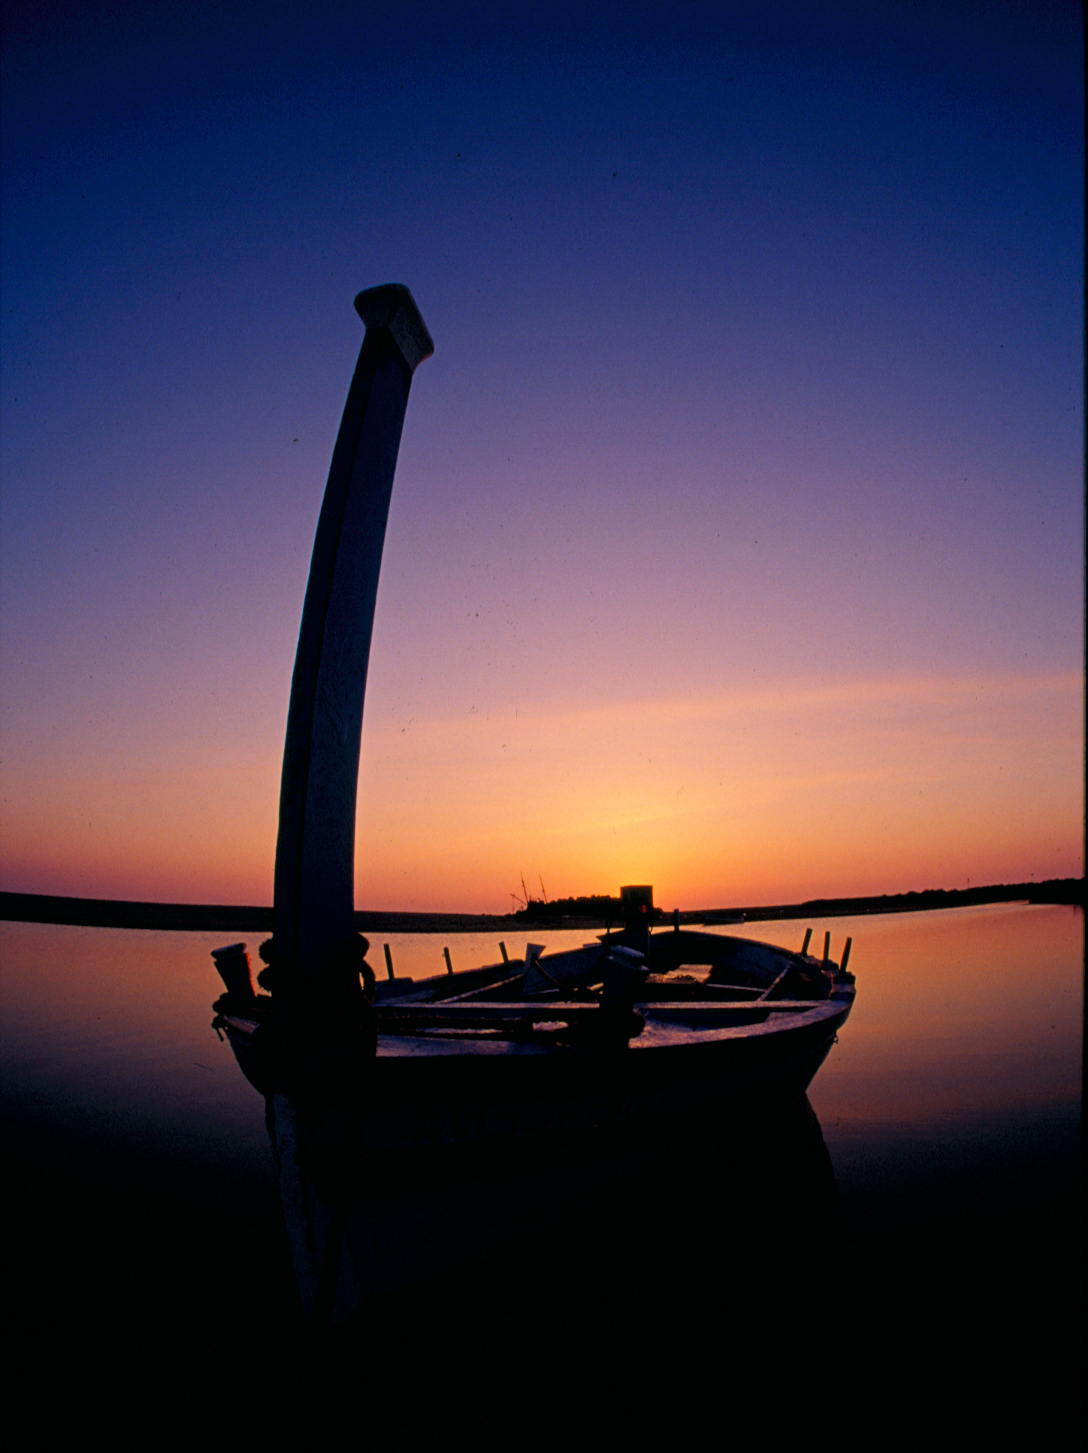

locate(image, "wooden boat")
(210, 285), (855, 1321)
(213, 909), (855, 1151)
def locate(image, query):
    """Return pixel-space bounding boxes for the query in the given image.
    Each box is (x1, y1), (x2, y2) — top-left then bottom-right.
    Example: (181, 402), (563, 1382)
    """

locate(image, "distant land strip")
(0, 879), (1081, 934)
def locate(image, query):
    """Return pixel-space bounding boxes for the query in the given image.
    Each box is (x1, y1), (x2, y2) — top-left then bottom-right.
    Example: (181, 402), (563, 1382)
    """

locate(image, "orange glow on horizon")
(3, 668), (1079, 911)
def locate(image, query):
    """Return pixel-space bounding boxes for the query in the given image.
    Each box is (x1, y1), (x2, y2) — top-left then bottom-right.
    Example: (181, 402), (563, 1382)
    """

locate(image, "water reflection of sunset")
(0, 921), (271, 1147)
(1, 902), (1079, 1417)
(802, 904), (1083, 1132)
(2, 902), (1078, 1147)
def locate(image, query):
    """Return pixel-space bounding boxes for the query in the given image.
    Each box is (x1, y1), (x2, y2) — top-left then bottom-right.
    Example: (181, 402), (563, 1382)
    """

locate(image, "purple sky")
(1, 1), (1083, 910)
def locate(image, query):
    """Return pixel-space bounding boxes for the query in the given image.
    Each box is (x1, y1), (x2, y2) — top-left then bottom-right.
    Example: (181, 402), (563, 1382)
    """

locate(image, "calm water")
(2, 903), (1081, 1427)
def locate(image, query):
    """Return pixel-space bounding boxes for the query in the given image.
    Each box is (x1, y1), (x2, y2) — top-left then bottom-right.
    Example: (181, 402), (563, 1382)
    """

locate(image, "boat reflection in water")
(211, 899), (855, 1326)
(211, 941), (845, 1337)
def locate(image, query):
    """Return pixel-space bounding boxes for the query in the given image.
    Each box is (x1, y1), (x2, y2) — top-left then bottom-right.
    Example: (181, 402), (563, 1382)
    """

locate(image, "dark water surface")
(2, 903), (1080, 1432)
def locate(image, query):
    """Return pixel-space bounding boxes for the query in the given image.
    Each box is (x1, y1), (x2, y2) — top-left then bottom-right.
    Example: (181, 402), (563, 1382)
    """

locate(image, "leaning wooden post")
(272, 285), (433, 994)
(383, 943), (395, 981)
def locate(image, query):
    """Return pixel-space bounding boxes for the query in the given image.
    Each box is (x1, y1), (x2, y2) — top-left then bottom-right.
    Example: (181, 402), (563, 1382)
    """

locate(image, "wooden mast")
(272, 285), (433, 992)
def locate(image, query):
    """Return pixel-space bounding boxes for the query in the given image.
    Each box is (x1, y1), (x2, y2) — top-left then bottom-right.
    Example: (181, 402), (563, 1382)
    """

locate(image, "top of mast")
(271, 285), (432, 996)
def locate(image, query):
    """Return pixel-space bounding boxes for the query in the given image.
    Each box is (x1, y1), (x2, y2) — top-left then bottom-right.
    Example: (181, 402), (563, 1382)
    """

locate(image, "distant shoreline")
(0, 879), (1081, 934)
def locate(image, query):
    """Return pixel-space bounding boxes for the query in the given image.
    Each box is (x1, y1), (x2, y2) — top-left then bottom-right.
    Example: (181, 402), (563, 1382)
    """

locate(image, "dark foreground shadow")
(4, 1081), (840, 1418)
(315, 1092), (843, 1375)
(9, 1075), (1079, 1439)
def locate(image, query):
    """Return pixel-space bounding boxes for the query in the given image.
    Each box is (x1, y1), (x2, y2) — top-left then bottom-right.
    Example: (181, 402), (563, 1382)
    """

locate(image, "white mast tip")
(354, 284), (434, 371)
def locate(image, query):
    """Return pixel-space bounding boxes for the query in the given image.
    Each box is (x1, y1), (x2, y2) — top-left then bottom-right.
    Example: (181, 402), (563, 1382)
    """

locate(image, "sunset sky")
(1, 1), (1083, 913)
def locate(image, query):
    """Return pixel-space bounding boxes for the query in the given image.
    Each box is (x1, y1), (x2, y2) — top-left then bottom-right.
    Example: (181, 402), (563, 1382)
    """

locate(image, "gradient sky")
(1, 0), (1083, 912)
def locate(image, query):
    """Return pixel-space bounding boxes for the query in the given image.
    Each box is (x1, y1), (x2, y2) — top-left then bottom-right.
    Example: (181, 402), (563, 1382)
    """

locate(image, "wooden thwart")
(375, 998), (825, 1033)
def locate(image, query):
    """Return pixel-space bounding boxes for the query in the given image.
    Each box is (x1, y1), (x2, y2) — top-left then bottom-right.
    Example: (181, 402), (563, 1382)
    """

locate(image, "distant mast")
(273, 285), (433, 988)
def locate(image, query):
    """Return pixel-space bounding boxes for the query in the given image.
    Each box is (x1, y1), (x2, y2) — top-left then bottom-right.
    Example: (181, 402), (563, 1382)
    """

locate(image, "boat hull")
(218, 990), (853, 1314)
(361, 1000), (850, 1150)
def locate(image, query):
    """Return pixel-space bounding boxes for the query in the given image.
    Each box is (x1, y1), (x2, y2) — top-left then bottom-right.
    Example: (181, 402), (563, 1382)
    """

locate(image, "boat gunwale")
(374, 995), (852, 1058)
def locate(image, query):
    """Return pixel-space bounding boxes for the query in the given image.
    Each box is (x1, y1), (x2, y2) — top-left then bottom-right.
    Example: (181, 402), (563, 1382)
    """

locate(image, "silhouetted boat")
(209, 285), (855, 1320)
(213, 906), (854, 1148)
